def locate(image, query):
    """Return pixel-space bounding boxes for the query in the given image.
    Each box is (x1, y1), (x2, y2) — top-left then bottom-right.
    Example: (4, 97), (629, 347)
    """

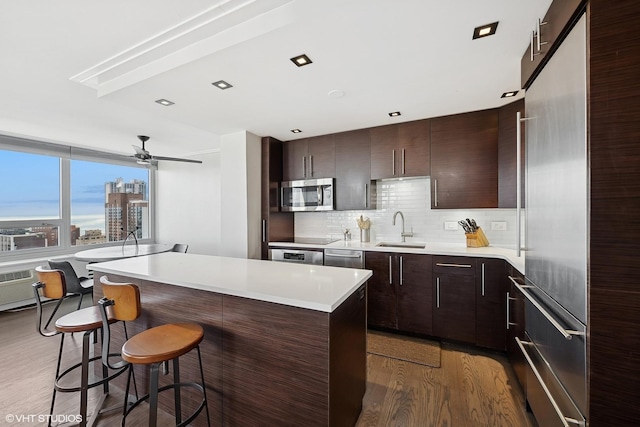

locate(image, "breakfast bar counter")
(89, 252), (372, 427)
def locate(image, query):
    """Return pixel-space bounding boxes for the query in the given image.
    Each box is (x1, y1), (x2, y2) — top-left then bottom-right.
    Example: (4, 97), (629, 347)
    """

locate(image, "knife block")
(465, 227), (490, 248)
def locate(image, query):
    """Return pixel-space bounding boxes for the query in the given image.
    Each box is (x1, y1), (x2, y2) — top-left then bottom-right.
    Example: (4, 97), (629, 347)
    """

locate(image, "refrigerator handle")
(517, 112), (535, 257)
(509, 276), (585, 340)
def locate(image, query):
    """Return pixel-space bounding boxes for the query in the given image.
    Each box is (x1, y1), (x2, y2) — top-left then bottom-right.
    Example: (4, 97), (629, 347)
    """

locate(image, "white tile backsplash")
(294, 177), (522, 249)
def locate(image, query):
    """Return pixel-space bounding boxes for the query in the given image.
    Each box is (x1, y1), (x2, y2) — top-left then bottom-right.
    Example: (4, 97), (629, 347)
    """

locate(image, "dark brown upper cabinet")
(282, 135), (335, 181)
(521, 0), (585, 89)
(335, 129), (374, 211)
(430, 109), (499, 209)
(370, 119), (430, 179)
(498, 99), (525, 208)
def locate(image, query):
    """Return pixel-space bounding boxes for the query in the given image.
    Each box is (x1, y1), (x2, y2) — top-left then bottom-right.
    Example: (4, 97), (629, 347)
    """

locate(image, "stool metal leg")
(173, 358), (182, 425)
(196, 346), (211, 426)
(79, 330), (92, 427)
(49, 334), (65, 427)
(149, 363), (160, 427)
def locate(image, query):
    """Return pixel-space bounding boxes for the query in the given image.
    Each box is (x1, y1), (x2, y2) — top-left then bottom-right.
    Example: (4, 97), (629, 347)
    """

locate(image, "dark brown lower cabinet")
(365, 251), (432, 335)
(476, 258), (507, 350)
(506, 266), (527, 391)
(433, 256), (477, 344)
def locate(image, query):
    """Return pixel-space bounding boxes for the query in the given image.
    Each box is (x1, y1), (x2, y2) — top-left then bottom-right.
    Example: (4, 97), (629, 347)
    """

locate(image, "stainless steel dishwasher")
(324, 249), (364, 268)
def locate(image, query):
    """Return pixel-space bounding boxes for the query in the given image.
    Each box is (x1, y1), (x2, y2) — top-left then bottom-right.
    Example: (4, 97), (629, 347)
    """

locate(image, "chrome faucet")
(392, 211), (414, 242)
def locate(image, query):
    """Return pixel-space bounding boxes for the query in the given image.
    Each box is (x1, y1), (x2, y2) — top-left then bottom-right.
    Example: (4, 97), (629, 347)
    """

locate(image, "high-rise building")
(104, 178), (148, 242)
(76, 229), (107, 246)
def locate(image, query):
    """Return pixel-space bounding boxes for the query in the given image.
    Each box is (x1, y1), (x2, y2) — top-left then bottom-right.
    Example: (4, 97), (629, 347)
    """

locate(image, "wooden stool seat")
(54, 305), (116, 333)
(122, 323), (204, 365)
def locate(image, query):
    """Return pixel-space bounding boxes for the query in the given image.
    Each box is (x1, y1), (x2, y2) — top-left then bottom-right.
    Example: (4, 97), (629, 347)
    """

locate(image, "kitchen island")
(89, 252), (372, 427)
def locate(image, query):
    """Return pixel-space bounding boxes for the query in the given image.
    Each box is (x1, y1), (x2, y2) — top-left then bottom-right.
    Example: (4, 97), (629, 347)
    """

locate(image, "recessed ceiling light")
(155, 99), (175, 106)
(212, 80), (233, 90)
(472, 22), (499, 39)
(501, 90), (519, 98)
(291, 129), (302, 133)
(290, 54), (312, 67)
(388, 111), (401, 117)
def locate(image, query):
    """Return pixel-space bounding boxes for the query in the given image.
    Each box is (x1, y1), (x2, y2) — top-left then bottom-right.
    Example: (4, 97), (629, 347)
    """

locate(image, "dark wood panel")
(222, 295), (329, 426)
(396, 253), (432, 335)
(282, 138), (309, 181)
(335, 129), (373, 210)
(365, 251), (397, 329)
(93, 275), (224, 427)
(588, 1), (640, 425)
(498, 99), (525, 208)
(475, 258), (506, 350)
(398, 119), (430, 177)
(430, 109), (499, 209)
(307, 134), (335, 179)
(261, 137), (293, 259)
(433, 257), (477, 344)
(370, 124), (398, 179)
(329, 285), (367, 427)
(520, 0), (586, 89)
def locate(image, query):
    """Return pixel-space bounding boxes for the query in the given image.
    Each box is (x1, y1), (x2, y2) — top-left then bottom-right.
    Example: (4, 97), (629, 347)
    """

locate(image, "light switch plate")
(444, 221), (459, 231)
(491, 221), (507, 231)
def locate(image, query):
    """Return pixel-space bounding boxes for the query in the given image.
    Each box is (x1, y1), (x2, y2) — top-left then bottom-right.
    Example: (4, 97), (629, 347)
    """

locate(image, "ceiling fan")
(132, 135), (202, 164)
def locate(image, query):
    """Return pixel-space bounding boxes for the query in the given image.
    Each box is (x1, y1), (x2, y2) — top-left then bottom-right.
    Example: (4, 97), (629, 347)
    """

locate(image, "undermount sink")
(376, 242), (426, 249)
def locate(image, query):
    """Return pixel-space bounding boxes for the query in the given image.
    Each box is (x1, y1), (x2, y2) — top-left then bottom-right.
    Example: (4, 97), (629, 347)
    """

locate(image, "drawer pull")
(435, 263), (472, 268)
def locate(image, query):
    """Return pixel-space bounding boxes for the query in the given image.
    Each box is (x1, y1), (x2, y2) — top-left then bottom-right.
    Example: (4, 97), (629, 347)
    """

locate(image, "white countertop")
(270, 240), (525, 274)
(88, 252), (372, 313)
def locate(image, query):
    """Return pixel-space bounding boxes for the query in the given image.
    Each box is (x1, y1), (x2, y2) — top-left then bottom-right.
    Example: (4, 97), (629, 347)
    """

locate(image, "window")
(71, 160), (149, 246)
(0, 135), (153, 257)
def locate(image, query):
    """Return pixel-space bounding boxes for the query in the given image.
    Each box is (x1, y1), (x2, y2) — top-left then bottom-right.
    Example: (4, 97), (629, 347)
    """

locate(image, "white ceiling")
(0, 0), (552, 159)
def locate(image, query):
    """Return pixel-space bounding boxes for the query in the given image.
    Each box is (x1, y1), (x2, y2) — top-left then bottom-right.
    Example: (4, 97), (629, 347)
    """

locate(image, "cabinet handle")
(481, 263), (485, 296)
(262, 219), (266, 242)
(536, 18), (548, 52)
(389, 256), (393, 285)
(302, 156), (307, 178)
(309, 155), (314, 177)
(399, 256), (403, 285)
(401, 148), (406, 175)
(530, 30), (535, 61)
(436, 277), (440, 308)
(364, 183), (368, 208)
(434, 179), (438, 207)
(435, 263), (472, 268)
(506, 291), (518, 330)
(392, 149), (396, 176)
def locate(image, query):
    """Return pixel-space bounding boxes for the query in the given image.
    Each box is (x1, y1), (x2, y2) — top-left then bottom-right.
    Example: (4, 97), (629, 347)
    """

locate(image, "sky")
(0, 150), (148, 232)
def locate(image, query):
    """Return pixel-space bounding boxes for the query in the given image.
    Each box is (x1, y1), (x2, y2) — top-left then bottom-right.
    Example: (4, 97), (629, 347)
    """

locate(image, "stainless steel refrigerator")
(516, 13), (588, 427)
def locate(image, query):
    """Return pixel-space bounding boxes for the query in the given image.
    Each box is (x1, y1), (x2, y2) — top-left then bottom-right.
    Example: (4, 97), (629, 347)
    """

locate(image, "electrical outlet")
(444, 221), (459, 231)
(491, 221), (507, 231)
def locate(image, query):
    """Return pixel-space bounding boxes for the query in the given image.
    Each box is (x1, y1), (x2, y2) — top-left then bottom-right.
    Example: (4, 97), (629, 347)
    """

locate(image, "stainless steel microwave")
(281, 178), (334, 211)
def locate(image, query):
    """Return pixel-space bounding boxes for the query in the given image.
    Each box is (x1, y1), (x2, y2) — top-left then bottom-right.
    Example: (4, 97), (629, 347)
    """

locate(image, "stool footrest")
(54, 353), (128, 393)
(123, 382), (207, 427)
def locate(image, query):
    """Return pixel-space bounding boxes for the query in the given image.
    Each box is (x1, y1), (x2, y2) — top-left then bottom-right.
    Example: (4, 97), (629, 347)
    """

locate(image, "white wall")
(219, 131), (262, 259)
(155, 151), (221, 255)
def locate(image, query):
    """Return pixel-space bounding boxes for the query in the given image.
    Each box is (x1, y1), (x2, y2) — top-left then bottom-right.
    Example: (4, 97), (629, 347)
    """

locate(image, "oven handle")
(508, 276), (584, 340)
(516, 338), (585, 427)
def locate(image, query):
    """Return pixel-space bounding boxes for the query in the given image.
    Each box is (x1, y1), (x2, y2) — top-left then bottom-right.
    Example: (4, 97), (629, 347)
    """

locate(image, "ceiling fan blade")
(132, 144), (148, 156)
(151, 155), (203, 164)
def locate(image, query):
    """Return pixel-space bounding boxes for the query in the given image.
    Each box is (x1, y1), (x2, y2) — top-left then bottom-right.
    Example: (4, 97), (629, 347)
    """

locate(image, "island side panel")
(329, 283), (367, 427)
(93, 274), (223, 427)
(222, 294), (330, 426)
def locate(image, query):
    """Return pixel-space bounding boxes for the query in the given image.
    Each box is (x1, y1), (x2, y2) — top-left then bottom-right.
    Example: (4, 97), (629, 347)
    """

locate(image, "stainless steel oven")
(280, 178), (334, 212)
(269, 248), (323, 265)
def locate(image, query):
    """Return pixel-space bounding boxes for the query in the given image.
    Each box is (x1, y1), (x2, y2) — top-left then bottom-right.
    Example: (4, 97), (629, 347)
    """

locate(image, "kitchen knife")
(465, 218), (475, 232)
(469, 219), (478, 231)
(458, 220), (472, 233)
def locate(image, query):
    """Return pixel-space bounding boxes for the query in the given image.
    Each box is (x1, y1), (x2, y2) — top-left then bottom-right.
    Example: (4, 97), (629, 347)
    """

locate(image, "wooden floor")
(1, 299), (535, 427)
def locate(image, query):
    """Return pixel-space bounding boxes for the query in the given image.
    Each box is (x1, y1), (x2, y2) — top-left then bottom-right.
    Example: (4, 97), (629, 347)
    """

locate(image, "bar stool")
(97, 276), (210, 427)
(33, 266), (128, 427)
